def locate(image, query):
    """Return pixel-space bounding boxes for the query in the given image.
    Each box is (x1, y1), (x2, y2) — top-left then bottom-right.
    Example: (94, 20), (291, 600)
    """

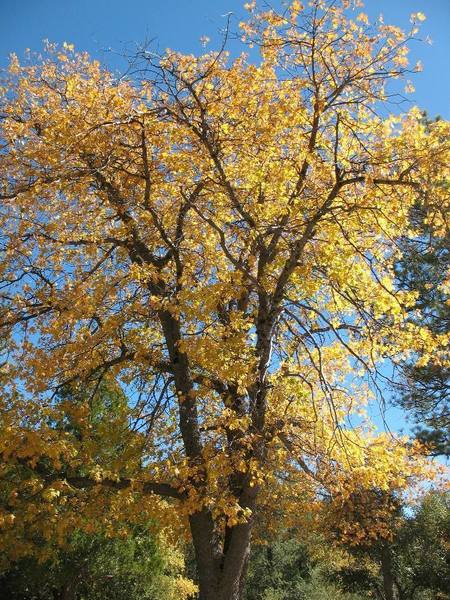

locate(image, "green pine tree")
(394, 116), (449, 456)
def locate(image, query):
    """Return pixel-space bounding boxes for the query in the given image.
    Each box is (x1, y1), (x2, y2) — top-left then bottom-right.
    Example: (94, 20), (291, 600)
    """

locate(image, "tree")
(325, 487), (406, 600)
(329, 491), (450, 600)
(0, 527), (196, 600)
(0, 2), (447, 599)
(244, 534), (364, 600)
(394, 125), (449, 455)
(394, 491), (450, 600)
(0, 378), (197, 600)
(244, 535), (311, 600)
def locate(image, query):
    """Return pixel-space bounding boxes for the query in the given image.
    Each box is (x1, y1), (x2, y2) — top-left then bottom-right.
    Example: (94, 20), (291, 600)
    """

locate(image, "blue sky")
(1, 0), (449, 118)
(1, 0), (447, 437)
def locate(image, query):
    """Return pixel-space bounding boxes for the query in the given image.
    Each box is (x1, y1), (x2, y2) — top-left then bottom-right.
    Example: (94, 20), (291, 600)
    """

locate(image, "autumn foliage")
(0, 1), (448, 598)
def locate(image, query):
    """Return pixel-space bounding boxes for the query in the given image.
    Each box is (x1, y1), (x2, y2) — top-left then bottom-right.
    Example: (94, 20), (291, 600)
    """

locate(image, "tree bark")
(189, 510), (221, 600)
(380, 544), (399, 600)
(217, 521), (252, 600)
(189, 504), (254, 600)
(60, 580), (78, 600)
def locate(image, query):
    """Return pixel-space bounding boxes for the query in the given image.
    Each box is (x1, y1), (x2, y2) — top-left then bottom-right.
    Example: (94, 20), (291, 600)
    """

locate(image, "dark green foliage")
(394, 491), (450, 599)
(244, 536), (365, 600)
(395, 186), (449, 455)
(52, 378), (140, 476)
(334, 566), (380, 597)
(244, 537), (310, 600)
(0, 527), (166, 600)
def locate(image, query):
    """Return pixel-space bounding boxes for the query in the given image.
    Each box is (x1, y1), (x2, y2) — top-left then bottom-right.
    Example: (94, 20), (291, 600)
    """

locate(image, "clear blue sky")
(1, 0), (449, 118)
(1, 1), (447, 438)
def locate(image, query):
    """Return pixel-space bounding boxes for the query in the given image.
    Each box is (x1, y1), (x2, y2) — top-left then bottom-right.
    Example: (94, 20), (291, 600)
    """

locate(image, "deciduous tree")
(0, 2), (447, 599)
(329, 491), (450, 600)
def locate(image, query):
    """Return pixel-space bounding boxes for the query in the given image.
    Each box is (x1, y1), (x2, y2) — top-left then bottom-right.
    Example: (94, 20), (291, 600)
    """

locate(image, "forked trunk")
(190, 510), (253, 600)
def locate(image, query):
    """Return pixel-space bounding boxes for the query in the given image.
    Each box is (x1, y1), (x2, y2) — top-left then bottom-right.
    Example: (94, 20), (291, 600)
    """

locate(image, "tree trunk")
(217, 521), (252, 600)
(189, 507), (254, 600)
(189, 510), (221, 600)
(237, 539), (251, 600)
(60, 581), (78, 600)
(380, 544), (399, 600)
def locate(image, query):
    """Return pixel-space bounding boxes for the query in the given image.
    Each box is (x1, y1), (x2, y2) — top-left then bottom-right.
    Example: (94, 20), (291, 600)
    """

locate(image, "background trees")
(0, 380), (196, 600)
(244, 535), (363, 600)
(1, 491), (447, 599)
(394, 119), (449, 456)
(0, 528), (196, 600)
(330, 491), (450, 600)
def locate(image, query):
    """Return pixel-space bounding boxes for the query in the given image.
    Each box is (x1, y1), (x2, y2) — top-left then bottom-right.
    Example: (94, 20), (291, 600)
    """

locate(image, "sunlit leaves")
(0, 0), (446, 567)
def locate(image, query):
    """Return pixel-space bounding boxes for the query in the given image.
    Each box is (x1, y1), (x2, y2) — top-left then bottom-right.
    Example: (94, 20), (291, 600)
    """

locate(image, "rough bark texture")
(188, 499), (255, 600)
(381, 545), (399, 600)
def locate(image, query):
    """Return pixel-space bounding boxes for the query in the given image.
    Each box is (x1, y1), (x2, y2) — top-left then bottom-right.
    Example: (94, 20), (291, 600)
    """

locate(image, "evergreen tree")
(0, 526), (195, 600)
(395, 118), (449, 455)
